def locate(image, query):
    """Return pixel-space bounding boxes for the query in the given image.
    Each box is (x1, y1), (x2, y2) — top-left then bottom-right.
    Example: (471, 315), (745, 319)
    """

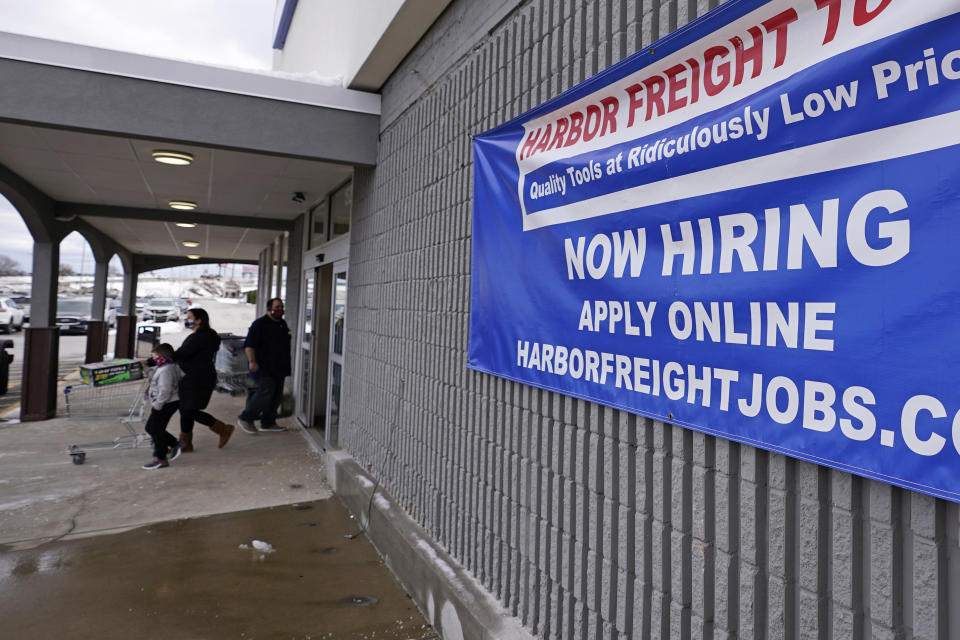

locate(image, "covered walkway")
(0, 31), (379, 421)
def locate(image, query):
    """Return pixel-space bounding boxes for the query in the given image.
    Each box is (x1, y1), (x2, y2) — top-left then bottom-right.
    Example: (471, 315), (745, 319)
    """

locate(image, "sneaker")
(142, 458), (169, 470)
(168, 443), (183, 462)
(237, 418), (258, 435)
(258, 424), (287, 432)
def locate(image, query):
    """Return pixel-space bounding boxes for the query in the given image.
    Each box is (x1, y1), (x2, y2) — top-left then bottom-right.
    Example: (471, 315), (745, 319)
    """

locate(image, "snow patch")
(416, 539), (459, 583)
(357, 476), (374, 489)
(252, 540), (274, 552)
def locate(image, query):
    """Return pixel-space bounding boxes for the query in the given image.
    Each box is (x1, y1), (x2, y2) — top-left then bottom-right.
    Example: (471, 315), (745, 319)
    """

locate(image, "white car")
(0, 297), (25, 333)
(142, 298), (181, 323)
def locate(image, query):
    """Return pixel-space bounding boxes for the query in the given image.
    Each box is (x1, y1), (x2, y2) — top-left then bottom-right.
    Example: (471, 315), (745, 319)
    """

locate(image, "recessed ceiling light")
(168, 200), (197, 210)
(182, 241), (200, 248)
(186, 254), (201, 260)
(175, 222), (197, 228)
(152, 150), (194, 166)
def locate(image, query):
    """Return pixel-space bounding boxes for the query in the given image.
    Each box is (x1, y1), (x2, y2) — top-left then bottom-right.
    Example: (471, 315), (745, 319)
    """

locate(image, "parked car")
(55, 298), (118, 334)
(142, 298), (181, 323)
(135, 296), (150, 318)
(11, 295), (30, 325)
(0, 297), (25, 333)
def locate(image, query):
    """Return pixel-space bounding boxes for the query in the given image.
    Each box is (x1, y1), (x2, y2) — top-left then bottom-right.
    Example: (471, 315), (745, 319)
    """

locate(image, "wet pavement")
(0, 378), (440, 639)
(0, 499), (440, 639)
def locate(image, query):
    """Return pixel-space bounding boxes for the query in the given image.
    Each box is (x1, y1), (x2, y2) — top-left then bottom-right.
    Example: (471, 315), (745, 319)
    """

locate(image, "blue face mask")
(184, 318), (195, 329)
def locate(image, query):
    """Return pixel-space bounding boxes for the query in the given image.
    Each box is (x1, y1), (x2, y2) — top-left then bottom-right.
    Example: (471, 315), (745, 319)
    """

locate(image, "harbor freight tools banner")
(468, 0), (960, 502)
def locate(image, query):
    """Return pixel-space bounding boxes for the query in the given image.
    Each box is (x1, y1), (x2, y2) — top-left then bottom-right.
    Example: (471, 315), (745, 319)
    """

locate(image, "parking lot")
(0, 298), (256, 419)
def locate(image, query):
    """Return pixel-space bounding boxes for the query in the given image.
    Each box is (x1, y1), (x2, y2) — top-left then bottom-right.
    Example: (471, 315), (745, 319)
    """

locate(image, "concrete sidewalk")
(0, 389), (440, 639)
(1, 389), (329, 549)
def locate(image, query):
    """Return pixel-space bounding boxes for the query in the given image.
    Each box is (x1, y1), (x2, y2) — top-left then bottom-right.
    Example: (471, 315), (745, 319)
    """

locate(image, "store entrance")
(296, 259), (348, 447)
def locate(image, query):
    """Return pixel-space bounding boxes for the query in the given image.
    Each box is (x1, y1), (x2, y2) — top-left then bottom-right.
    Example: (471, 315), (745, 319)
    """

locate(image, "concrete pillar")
(84, 320), (108, 364)
(21, 240), (60, 422)
(91, 259), (108, 321)
(29, 240), (59, 328)
(21, 328), (59, 421)
(85, 259), (109, 363)
(285, 218), (304, 341)
(275, 234), (286, 299)
(119, 268), (138, 316)
(115, 269), (138, 359)
(263, 244), (274, 313)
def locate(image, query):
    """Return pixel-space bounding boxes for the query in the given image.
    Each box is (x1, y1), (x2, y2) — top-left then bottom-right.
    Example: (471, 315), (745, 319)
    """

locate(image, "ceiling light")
(168, 200), (197, 210)
(182, 241), (200, 248)
(152, 150), (194, 166)
(186, 254), (201, 260)
(175, 222), (197, 228)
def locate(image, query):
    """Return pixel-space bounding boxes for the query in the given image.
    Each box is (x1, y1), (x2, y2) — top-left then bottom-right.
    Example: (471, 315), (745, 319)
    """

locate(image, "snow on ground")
(0, 275), (257, 299)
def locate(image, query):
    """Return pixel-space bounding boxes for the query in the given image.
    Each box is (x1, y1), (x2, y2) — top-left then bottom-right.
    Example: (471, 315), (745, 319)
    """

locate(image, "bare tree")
(0, 255), (24, 276)
(59, 264), (76, 276)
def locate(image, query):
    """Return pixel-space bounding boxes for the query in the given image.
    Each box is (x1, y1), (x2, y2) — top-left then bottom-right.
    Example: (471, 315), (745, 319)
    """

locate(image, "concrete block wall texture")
(341, 1), (960, 638)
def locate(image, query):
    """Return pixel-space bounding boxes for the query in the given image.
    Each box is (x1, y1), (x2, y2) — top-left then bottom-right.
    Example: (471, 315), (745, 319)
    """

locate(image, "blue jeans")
(240, 374), (284, 426)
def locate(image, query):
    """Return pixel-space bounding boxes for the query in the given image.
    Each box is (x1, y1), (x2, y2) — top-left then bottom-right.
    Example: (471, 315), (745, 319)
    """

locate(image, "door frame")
(294, 234), (349, 443)
(325, 259), (349, 446)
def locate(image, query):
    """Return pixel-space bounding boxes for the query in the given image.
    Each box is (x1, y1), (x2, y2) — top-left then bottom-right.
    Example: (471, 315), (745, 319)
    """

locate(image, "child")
(142, 343), (185, 470)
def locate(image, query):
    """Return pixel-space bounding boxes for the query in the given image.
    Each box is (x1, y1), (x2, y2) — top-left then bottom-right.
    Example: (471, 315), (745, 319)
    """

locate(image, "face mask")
(154, 356), (169, 366)
(184, 318), (195, 329)
(270, 308), (284, 319)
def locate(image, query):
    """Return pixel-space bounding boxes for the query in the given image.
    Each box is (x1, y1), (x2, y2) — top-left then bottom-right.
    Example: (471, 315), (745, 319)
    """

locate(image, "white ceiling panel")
(0, 122), (50, 147)
(0, 145), (71, 171)
(3, 120), (352, 263)
(40, 129), (136, 159)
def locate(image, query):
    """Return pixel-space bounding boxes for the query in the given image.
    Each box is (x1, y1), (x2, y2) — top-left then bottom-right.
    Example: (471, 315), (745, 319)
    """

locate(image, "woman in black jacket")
(174, 307), (235, 451)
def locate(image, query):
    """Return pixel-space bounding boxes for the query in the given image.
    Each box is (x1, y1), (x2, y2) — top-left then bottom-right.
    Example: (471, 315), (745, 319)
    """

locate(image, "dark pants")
(146, 401), (180, 460)
(180, 408), (217, 433)
(240, 375), (284, 427)
(179, 375), (216, 434)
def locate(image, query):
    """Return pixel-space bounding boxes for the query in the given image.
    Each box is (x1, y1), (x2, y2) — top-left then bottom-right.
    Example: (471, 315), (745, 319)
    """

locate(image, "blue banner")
(468, 0), (960, 502)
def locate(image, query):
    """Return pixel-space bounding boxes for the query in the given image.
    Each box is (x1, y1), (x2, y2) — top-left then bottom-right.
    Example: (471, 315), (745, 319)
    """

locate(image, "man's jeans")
(240, 374), (284, 427)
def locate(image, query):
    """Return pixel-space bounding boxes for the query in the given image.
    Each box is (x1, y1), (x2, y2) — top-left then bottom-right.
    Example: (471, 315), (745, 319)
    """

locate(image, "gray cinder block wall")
(341, 1), (960, 638)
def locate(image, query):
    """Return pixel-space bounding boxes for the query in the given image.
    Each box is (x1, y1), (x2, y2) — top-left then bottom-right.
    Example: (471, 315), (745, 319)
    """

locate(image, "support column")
(275, 234), (286, 299)
(263, 244), (274, 313)
(256, 250), (265, 311)
(115, 269), (138, 359)
(285, 219), (304, 340)
(91, 260), (108, 321)
(85, 259), (109, 363)
(21, 240), (59, 421)
(84, 321), (108, 363)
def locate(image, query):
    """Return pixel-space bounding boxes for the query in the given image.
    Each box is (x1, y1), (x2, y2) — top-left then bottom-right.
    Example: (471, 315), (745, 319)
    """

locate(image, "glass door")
(325, 261), (348, 445)
(296, 267), (316, 426)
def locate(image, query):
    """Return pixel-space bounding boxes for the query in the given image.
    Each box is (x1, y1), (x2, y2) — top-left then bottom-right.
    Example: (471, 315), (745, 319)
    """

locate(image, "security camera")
(292, 192), (305, 203)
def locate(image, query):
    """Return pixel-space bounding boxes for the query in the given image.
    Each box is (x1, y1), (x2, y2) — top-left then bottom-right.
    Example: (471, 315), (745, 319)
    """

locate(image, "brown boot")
(178, 432), (194, 452)
(210, 420), (235, 449)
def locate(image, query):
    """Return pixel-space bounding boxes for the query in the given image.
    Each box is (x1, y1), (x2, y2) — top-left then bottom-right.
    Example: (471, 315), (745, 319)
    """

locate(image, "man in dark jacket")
(237, 297), (292, 433)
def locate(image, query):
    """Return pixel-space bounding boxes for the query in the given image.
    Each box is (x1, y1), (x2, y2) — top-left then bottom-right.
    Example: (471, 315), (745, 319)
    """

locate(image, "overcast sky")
(0, 0), (276, 275)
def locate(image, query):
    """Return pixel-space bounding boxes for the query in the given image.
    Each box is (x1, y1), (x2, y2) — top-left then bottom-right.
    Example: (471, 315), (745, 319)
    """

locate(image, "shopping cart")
(215, 334), (254, 397)
(216, 371), (255, 397)
(63, 378), (151, 465)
